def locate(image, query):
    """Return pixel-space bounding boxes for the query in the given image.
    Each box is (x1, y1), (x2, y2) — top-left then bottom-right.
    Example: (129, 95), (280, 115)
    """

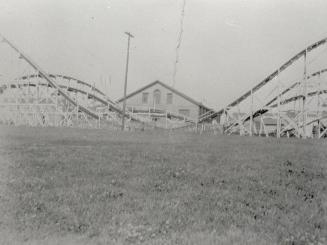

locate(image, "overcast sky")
(1, 0), (327, 108)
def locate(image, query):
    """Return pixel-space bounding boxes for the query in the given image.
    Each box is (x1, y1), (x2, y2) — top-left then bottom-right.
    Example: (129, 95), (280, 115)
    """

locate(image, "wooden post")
(302, 50), (307, 138)
(165, 110), (168, 129)
(318, 73), (321, 138)
(277, 73), (281, 138)
(250, 89), (253, 136)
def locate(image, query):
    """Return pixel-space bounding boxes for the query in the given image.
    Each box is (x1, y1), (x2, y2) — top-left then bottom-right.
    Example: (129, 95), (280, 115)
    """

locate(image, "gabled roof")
(117, 80), (210, 110)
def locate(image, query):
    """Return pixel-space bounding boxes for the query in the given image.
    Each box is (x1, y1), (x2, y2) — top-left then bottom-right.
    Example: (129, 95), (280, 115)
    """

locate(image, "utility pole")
(121, 31), (134, 131)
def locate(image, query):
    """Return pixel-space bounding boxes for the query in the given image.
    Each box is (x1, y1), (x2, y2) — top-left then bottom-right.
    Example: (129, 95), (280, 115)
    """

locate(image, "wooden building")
(117, 80), (211, 121)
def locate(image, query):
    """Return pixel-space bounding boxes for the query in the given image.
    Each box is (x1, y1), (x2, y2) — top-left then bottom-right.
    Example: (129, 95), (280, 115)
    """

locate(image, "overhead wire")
(172, 0), (186, 87)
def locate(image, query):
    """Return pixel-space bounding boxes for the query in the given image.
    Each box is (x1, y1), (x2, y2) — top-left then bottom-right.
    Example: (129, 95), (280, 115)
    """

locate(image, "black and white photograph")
(0, 0), (326, 244)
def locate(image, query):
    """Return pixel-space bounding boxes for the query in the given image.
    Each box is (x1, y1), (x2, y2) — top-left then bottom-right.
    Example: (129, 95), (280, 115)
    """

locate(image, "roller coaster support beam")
(277, 71), (281, 138)
(302, 49), (307, 138)
(0, 33), (99, 120)
(317, 73), (322, 138)
(250, 89), (253, 136)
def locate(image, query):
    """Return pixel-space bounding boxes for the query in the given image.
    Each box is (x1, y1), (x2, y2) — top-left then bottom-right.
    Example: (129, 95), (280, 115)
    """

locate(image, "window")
(142, 92), (149, 104)
(153, 89), (161, 105)
(179, 109), (190, 117)
(166, 93), (173, 104)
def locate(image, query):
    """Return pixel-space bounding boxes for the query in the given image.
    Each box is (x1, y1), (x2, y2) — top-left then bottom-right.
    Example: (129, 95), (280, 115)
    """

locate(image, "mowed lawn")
(0, 125), (326, 244)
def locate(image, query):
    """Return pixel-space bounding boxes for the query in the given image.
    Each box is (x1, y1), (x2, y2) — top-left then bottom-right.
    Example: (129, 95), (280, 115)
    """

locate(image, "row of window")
(142, 90), (173, 105)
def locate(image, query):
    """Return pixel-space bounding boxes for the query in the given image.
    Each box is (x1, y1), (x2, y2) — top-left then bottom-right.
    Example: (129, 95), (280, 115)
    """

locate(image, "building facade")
(117, 81), (211, 121)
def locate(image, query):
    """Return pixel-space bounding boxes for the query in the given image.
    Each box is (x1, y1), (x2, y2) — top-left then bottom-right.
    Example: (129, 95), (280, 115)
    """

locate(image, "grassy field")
(0, 125), (326, 244)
